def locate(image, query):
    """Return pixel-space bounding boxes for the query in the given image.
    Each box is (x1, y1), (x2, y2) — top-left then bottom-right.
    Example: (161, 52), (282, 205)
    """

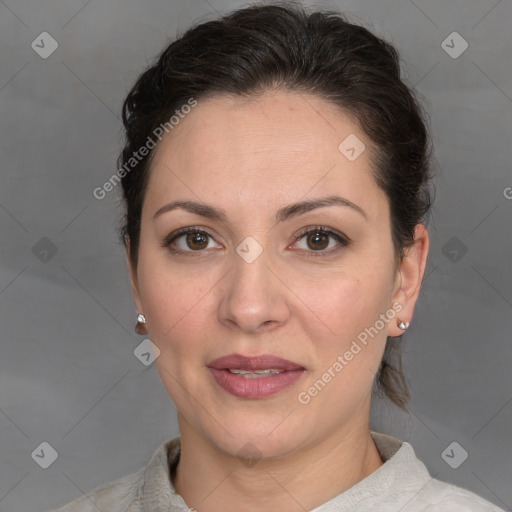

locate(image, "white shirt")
(51, 431), (506, 511)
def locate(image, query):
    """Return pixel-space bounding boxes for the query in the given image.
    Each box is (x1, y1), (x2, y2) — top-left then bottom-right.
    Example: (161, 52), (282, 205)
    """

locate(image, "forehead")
(144, 90), (385, 220)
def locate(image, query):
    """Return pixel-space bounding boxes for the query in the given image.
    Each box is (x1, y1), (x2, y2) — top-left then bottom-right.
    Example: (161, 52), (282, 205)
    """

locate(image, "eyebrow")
(153, 195), (368, 223)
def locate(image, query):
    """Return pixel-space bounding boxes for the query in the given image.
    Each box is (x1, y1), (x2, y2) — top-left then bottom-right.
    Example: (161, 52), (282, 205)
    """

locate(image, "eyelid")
(293, 225), (351, 244)
(161, 225), (351, 256)
(160, 226), (220, 252)
(290, 225), (351, 257)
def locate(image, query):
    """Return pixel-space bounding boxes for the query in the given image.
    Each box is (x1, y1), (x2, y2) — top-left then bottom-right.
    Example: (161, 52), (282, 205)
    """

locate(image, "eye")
(161, 225), (350, 257)
(292, 226), (350, 257)
(161, 227), (220, 255)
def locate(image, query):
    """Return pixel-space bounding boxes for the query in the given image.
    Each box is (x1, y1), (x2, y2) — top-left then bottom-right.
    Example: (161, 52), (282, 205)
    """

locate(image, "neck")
(173, 417), (384, 511)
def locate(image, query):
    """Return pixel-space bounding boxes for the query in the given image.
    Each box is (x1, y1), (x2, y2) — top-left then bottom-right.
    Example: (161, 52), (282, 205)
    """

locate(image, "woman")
(53, 2), (504, 511)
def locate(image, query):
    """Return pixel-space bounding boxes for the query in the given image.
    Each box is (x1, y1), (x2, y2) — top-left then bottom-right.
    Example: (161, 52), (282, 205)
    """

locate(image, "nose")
(217, 245), (290, 335)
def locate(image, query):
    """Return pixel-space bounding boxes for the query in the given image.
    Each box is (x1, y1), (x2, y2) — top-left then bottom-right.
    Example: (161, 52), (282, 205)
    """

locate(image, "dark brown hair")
(117, 1), (434, 411)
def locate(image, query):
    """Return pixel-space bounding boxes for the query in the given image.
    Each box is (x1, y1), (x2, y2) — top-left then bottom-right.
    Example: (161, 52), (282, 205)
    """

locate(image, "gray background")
(0, 0), (511, 511)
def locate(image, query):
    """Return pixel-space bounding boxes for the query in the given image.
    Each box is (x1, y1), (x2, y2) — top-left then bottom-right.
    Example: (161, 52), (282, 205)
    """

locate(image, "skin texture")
(126, 90), (429, 511)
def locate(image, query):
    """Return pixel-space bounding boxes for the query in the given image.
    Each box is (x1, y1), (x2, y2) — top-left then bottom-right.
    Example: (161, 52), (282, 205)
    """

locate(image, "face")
(127, 90), (424, 459)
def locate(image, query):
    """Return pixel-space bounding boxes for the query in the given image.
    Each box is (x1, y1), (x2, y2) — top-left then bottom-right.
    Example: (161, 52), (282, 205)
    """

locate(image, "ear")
(388, 224), (430, 337)
(125, 235), (143, 315)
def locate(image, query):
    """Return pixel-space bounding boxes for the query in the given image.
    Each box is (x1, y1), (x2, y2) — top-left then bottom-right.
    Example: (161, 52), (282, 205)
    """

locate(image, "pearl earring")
(135, 314), (147, 335)
(397, 320), (409, 330)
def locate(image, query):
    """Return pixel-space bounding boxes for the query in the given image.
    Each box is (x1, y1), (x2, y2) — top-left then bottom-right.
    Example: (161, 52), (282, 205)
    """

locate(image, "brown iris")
(186, 231), (209, 250)
(306, 231), (329, 250)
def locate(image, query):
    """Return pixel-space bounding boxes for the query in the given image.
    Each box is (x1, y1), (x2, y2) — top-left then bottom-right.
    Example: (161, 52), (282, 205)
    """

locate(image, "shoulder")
(403, 476), (506, 512)
(368, 432), (505, 512)
(49, 436), (182, 512)
(50, 468), (144, 512)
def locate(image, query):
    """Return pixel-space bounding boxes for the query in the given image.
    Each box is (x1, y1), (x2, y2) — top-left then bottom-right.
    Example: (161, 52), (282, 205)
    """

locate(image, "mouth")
(207, 354), (306, 398)
(224, 368), (287, 378)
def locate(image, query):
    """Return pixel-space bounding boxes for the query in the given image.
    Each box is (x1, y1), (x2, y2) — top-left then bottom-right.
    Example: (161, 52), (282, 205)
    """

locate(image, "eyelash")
(160, 225), (351, 258)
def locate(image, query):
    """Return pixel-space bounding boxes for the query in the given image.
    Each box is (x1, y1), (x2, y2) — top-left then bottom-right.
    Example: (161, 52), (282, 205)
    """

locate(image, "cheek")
(302, 268), (393, 398)
(137, 234), (395, 357)
(137, 262), (213, 407)
(136, 253), (212, 352)
(302, 275), (391, 404)
(300, 263), (392, 345)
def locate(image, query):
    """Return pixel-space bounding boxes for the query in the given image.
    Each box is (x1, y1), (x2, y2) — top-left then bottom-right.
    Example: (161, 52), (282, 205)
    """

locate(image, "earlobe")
(389, 224), (430, 337)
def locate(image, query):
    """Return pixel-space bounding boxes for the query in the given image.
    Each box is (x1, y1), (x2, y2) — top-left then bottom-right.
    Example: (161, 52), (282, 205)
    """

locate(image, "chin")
(194, 407), (311, 461)
(211, 429), (303, 462)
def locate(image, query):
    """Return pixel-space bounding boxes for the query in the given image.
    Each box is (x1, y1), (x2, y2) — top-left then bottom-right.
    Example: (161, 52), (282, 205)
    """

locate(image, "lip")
(207, 353), (304, 371)
(207, 353), (306, 399)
